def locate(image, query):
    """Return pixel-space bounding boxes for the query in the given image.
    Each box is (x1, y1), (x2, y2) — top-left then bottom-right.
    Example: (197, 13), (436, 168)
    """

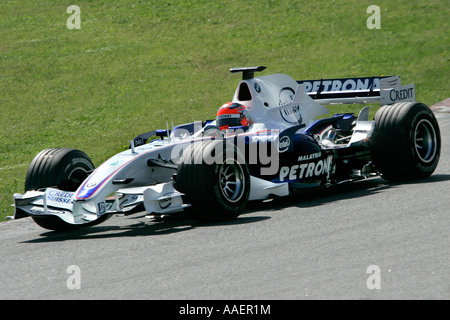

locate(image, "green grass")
(0, 0), (448, 220)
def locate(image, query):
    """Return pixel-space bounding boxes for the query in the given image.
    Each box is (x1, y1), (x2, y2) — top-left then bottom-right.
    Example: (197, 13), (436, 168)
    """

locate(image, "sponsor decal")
(298, 77), (381, 93)
(86, 181), (97, 188)
(280, 104), (302, 124)
(31, 207), (65, 215)
(120, 195), (138, 206)
(217, 113), (240, 120)
(279, 87), (295, 106)
(134, 137), (146, 146)
(279, 155), (332, 182)
(47, 190), (73, 204)
(298, 76), (415, 105)
(105, 202), (114, 211)
(98, 202), (106, 214)
(277, 136), (290, 153)
(388, 86), (414, 102)
(158, 193), (173, 209)
(297, 152), (321, 161)
(381, 83), (415, 105)
(31, 207), (45, 214)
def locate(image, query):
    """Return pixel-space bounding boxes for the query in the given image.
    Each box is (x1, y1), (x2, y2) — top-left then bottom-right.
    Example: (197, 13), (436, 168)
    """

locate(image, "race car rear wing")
(229, 66), (415, 106)
(297, 75), (416, 106)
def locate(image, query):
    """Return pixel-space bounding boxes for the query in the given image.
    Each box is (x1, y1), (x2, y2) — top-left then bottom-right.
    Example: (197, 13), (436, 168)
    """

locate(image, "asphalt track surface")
(1, 110), (449, 300)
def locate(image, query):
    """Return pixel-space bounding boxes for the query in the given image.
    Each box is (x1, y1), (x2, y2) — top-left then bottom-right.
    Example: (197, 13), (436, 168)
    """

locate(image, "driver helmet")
(216, 102), (249, 130)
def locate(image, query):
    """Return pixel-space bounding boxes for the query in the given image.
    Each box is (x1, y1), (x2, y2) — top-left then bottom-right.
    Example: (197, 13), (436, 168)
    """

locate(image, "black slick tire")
(24, 148), (106, 231)
(371, 102), (440, 181)
(175, 140), (250, 222)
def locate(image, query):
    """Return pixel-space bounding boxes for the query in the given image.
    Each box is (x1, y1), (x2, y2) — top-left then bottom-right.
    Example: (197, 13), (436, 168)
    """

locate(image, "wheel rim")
(414, 119), (437, 163)
(61, 168), (89, 191)
(218, 159), (245, 203)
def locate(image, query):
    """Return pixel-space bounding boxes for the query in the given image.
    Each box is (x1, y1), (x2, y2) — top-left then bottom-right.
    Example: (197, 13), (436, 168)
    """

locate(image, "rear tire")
(25, 148), (107, 231)
(175, 140), (250, 222)
(371, 102), (440, 181)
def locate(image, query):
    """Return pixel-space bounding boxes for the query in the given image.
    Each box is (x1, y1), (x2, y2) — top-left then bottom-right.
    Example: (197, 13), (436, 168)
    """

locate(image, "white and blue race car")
(13, 66), (440, 231)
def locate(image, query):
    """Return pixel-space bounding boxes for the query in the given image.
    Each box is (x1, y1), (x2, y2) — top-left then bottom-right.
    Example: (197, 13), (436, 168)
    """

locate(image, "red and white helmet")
(216, 102), (249, 130)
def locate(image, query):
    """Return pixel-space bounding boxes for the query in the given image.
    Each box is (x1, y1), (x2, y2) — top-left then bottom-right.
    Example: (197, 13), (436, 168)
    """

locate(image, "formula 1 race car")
(13, 66), (441, 231)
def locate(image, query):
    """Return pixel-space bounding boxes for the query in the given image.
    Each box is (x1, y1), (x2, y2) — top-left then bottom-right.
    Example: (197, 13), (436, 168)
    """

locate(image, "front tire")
(371, 102), (441, 181)
(25, 148), (94, 192)
(175, 140), (250, 222)
(25, 148), (107, 231)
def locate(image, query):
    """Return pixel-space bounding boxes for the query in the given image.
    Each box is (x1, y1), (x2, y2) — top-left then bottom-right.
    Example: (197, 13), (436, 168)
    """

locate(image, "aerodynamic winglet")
(230, 66), (267, 80)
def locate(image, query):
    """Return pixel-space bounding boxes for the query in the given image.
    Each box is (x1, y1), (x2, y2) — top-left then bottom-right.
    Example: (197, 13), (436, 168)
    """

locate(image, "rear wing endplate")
(297, 75), (415, 105)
